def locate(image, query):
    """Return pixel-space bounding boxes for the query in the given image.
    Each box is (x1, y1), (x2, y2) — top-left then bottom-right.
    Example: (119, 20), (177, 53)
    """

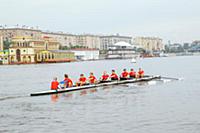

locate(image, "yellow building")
(0, 50), (9, 64)
(9, 36), (60, 64)
(0, 36), (3, 51)
(134, 37), (164, 52)
(36, 50), (75, 63)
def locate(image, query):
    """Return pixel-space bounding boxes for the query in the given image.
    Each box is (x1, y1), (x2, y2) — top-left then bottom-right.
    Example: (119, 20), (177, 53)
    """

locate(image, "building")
(100, 34), (132, 50)
(106, 42), (137, 59)
(35, 50), (75, 63)
(134, 37), (164, 52)
(0, 28), (42, 41)
(76, 35), (101, 49)
(0, 36), (3, 50)
(9, 36), (60, 64)
(70, 49), (99, 60)
(0, 50), (9, 64)
(42, 32), (77, 47)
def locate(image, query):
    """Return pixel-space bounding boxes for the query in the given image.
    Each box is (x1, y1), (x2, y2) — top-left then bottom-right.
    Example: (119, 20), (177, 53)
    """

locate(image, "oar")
(161, 76), (182, 80)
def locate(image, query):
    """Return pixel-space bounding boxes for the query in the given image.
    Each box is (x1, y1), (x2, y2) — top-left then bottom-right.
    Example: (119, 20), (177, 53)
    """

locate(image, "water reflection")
(50, 80), (161, 103)
(50, 88), (99, 102)
(51, 94), (59, 102)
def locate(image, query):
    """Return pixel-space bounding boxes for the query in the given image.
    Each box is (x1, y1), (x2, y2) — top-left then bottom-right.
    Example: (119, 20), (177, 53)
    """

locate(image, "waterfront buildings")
(70, 49), (99, 60)
(0, 28), (42, 41)
(42, 32), (77, 47)
(36, 50), (75, 63)
(76, 34), (101, 49)
(133, 37), (164, 52)
(106, 42), (137, 59)
(100, 34), (132, 50)
(8, 36), (60, 64)
(0, 28), (101, 49)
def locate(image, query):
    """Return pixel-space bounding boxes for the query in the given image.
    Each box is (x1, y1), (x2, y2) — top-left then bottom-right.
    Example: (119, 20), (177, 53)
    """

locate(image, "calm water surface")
(0, 56), (200, 133)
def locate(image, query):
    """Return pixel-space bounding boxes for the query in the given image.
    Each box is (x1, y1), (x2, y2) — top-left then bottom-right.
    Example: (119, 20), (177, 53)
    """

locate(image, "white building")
(106, 42), (137, 59)
(70, 49), (99, 61)
(100, 34), (132, 50)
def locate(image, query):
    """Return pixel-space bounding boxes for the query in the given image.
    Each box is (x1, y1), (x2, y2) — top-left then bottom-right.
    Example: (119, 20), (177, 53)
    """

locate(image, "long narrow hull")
(30, 75), (161, 96)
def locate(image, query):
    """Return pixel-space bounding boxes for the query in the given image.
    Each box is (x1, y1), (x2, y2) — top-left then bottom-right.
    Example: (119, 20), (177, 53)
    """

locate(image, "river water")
(0, 56), (200, 133)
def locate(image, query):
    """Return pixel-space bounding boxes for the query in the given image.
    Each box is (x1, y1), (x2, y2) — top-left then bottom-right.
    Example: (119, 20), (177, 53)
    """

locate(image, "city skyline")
(1, 0), (200, 43)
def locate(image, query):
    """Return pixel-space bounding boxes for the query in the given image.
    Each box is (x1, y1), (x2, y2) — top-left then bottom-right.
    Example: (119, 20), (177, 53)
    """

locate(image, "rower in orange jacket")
(129, 68), (136, 78)
(100, 71), (109, 81)
(64, 74), (73, 88)
(76, 74), (87, 86)
(88, 72), (97, 84)
(138, 68), (144, 78)
(120, 69), (129, 80)
(110, 70), (119, 81)
(51, 77), (59, 90)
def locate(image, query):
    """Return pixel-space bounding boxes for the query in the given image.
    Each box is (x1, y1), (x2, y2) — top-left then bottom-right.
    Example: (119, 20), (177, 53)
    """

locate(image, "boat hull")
(30, 75), (161, 96)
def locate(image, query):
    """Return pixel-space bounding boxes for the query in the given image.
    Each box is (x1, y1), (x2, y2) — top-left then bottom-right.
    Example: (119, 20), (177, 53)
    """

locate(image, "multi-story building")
(9, 36), (60, 63)
(133, 37), (164, 52)
(0, 28), (101, 49)
(76, 34), (100, 49)
(100, 34), (132, 50)
(42, 32), (77, 47)
(0, 28), (42, 41)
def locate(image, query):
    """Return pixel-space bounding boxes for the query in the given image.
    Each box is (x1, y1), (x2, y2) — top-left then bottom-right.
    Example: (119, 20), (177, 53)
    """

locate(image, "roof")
(113, 41), (132, 47)
(100, 35), (132, 39)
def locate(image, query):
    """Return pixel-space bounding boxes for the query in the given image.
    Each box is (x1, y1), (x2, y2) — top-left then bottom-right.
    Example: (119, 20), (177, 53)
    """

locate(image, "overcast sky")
(0, 0), (200, 43)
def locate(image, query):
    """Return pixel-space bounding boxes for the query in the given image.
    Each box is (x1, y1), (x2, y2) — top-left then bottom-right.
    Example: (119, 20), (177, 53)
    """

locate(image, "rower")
(100, 71), (110, 83)
(120, 68), (129, 80)
(88, 72), (97, 84)
(129, 68), (136, 78)
(110, 70), (119, 81)
(138, 68), (144, 78)
(64, 74), (73, 88)
(51, 77), (59, 90)
(76, 74), (87, 86)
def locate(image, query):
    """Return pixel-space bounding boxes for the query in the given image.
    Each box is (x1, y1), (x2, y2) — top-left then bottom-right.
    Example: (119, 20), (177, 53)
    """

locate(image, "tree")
(3, 40), (12, 50)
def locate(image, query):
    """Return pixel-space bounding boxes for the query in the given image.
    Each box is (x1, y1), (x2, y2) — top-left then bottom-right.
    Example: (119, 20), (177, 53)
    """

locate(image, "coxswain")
(129, 68), (136, 78)
(110, 70), (119, 80)
(138, 68), (144, 78)
(88, 72), (97, 84)
(101, 71), (109, 80)
(51, 77), (59, 90)
(76, 74), (87, 86)
(64, 74), (73, 88)
(120, 68), (129, 80)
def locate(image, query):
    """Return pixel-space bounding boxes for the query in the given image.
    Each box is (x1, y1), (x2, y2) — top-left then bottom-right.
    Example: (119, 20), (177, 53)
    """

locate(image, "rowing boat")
(30, 75), (161, 96)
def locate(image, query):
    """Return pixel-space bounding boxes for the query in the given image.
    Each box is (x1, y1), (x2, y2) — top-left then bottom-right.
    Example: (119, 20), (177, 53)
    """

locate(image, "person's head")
(103, 71), (107, 75)
(80, 74), (84, 77)
(64, 74), (68, 78)
(112, 70), (115, 73)
(54, 77), (57, 81)
(123, 68), (126, 72)
(139, 68), (142, 71)
(131, 68), (134, 71)
(90, 72), (94, 76)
